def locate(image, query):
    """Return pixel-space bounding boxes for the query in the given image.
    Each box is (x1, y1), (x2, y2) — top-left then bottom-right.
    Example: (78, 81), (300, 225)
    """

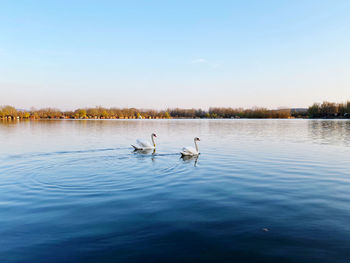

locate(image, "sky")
(0, 0), (349, 110)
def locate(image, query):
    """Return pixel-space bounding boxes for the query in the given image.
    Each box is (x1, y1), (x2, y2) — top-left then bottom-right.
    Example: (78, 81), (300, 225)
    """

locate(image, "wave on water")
(4, 147), (129, 160)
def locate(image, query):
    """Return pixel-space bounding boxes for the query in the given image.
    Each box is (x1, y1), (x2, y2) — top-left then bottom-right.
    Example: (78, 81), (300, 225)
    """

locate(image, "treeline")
(0, 102), (349, 120)
(308, 101), (350, 118)
(0, 106), (170, 120)
(168, 108), (292, 118)
(0, 105), (293, 119)
(208, 108), (292, 118)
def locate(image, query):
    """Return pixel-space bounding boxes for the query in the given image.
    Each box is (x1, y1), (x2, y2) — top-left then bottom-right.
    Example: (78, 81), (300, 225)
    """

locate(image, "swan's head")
(194, 137), (200, 141)
(152, 133), (157, 138)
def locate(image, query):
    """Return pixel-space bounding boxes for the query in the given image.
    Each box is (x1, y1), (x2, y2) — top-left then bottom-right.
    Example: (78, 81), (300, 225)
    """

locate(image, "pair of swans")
(132, 133), (200, 156)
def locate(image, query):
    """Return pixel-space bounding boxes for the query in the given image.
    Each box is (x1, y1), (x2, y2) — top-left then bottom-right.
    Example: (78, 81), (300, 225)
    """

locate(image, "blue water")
(0, 119), (349, 262)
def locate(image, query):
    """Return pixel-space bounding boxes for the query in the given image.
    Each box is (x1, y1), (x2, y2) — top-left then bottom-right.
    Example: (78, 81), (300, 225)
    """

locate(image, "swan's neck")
(194, 139), (199, 152)
(151, 135), (156, 147)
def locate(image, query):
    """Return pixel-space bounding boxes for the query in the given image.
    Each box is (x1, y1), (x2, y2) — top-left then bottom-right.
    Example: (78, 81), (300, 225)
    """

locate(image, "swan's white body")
(132, 134), (156, 150)
(181, 146), (198, 156)
(181, 138), (200, 156)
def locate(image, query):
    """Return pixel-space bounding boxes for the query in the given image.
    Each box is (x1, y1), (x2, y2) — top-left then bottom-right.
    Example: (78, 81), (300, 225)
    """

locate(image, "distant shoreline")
(0, 101), (349, 120)
(1, 117), (350, 121)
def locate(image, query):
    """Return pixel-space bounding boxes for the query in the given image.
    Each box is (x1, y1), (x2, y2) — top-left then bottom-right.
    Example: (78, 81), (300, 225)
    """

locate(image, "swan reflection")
(133, 148), (156, 155)
(181, 155), (199, 166)
(133, 148), (156, 162)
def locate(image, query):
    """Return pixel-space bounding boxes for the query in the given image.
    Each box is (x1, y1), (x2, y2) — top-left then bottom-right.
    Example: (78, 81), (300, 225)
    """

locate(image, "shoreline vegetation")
(0, 101), (349, 120)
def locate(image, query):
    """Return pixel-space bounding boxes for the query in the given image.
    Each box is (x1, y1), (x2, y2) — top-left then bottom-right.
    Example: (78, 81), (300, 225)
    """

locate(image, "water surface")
(0, 119), (350, 262)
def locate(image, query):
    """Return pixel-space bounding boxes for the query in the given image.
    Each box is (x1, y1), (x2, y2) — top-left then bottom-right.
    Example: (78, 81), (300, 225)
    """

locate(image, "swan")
(132, 133), (157, 150)
(181, 137), (200, 156)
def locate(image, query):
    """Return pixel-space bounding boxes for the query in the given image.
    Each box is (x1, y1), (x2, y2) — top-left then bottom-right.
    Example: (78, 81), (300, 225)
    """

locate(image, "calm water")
(0, 119), (350, 263)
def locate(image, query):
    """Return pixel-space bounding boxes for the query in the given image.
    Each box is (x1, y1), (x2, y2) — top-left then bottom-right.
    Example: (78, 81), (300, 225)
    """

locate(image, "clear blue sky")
(1, 0), (349, 110)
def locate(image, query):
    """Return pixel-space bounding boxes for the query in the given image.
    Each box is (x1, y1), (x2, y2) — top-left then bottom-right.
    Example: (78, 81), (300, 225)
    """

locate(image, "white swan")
(132, 133), (157, 150)
(181, 137), (200, 156)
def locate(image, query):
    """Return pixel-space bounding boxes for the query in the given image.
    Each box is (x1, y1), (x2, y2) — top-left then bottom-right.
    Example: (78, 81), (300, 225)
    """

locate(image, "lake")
(0, 119), (349, 263)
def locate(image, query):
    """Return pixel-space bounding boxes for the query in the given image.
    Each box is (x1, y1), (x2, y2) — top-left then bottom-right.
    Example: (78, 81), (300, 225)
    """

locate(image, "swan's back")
(181, 146), (197, 155)
(137, 139), (152, 148)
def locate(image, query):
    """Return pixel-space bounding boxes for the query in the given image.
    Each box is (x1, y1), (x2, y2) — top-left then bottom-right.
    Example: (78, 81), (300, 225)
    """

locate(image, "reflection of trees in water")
(308, 120), (350, 146)
(0, 119), (31, 137)
(207, 119), (305, 143)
